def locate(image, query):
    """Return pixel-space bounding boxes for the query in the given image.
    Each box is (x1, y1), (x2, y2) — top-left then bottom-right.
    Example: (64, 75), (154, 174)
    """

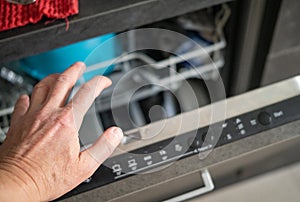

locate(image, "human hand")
(0, 62), (123, 201)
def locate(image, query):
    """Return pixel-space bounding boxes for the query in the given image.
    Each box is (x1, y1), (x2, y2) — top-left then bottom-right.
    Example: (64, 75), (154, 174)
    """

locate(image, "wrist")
(0, 161), (40, 201)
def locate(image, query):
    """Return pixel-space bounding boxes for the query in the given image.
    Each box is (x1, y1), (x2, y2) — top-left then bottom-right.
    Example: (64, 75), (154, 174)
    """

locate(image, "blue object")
(19, 33), (116, 81)
(175, 31), (212, 68)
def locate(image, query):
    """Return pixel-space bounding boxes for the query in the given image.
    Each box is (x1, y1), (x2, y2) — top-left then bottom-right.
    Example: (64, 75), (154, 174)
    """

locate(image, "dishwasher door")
(61, 76), (300, 201)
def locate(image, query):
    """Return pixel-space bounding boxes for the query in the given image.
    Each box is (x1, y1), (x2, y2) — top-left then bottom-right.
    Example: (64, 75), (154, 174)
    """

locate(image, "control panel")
(61, 95), (300, 199)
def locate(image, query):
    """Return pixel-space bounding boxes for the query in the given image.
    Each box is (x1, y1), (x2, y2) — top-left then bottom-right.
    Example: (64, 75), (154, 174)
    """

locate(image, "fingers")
(68, 76), (112, 129)
(29, 74), (59, 110)
(79, 127), (123, 176)
(47, 62), (86, 107)
(10, 95), (30, 125)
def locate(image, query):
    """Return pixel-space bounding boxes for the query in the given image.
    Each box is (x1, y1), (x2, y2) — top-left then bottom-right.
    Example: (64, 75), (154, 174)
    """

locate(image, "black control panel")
(60, 95), (300, 200)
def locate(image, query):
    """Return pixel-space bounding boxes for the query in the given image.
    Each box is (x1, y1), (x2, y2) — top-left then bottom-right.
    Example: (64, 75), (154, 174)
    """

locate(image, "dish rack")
(0, 106), (12, 142)
(86, 36), (226, 112)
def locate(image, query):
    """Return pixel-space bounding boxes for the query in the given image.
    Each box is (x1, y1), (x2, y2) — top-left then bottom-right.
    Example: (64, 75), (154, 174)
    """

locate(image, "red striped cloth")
(0, 0), (78, 31)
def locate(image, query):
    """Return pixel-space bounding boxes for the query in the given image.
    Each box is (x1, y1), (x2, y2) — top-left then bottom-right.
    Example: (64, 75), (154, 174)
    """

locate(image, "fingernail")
(76, 62), (86, 74)
(97, 76), (112, 88)
(20, 94), (28, 99)
(105, 127), (123, 147)
(76, 61), (86, 67)
(113, 127), (123, 141)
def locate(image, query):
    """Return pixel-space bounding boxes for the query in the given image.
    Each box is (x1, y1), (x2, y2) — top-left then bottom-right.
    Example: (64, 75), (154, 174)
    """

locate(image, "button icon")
(226, 134), (232, 140)
(159, 150), (167, 156)
(143, 155), (153, 166)
(175, 144), (183, 152)
(162, 156), (168, 161)
(147, 161), (153, 166)
(159, 150), (168, 161)
(237, 123), (244, 130)
(250, 119), (257, 126)
(143, 155), (152, 161)
(273, 110), (283, 118)
(112, 164), (122, 176)
(235, 118), (241, 124)
(128, 159), (137, 171)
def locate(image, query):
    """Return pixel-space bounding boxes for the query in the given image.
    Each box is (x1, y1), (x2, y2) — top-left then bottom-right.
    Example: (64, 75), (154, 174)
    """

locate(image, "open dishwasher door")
(58, 75), (300, 201)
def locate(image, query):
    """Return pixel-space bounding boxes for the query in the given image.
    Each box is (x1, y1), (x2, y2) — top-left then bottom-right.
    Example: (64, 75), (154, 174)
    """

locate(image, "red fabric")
(0, 0), (78, 31)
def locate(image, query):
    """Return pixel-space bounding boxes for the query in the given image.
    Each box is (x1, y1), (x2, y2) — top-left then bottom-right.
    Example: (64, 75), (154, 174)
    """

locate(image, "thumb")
(78, 127), (123, 177)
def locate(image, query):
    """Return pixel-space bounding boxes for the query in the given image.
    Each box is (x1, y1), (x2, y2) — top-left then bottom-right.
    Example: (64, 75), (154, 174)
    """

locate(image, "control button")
(240, 129), (246, 135)
(143, 155), (153, 166)
(159, 150), (168, 161)
(112, 164), (122, 176)
(258, 111), (272, 125)
(237, 123), (244, 130)
(128, 159), (137, 171)
(226, 134), (232, 140)
(174, 143), (183, 152)
(162, 156), (168, 161)
(222, 122), (228, 128)
(273, 110), (284, 118)
(250, 119), (257, 126)
(143, 155), (152, 161)
(235, 118), (241, 124)
(159, 150), (167, 156)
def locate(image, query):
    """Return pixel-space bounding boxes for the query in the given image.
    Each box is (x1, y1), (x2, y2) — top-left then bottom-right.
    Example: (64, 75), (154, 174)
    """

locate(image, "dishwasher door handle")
(164, 169), (214, 202)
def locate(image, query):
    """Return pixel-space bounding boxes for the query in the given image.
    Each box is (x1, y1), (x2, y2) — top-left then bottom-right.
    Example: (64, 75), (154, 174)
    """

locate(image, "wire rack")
(90, 36), (226, 112)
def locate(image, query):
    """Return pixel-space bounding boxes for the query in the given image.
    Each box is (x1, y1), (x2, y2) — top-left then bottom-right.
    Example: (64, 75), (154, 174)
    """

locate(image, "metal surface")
(230, 0), (267, 94)
(164, 169), (214, 201)
(262, 0), (300, 85)
(113, 75), (300, 156)
(0, 0), (232, 63)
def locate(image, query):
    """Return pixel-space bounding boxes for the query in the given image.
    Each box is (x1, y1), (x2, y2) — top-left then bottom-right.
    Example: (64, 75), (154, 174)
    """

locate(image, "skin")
(0, 62), (123, 201)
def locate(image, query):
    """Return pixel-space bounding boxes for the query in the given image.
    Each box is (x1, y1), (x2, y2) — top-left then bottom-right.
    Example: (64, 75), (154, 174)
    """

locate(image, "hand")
(0, 62), (123, 201)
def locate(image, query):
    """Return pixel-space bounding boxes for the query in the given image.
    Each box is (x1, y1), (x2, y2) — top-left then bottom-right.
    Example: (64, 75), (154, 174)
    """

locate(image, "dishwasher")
(1, 0), (300, 201)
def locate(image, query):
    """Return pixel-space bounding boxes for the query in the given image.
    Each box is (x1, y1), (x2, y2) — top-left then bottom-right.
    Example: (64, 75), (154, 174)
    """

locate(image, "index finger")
(45, 62), (86, 107)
